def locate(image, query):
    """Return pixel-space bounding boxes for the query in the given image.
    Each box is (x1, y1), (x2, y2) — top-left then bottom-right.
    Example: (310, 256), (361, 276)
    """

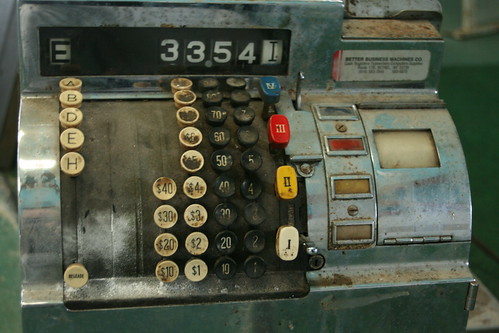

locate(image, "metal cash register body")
(17, 0), (476, 332)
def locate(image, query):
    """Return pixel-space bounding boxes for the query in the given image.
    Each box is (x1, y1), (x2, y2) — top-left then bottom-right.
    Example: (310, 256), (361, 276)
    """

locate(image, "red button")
(328, 138), (364, 151)
(267, 115), (290, 149)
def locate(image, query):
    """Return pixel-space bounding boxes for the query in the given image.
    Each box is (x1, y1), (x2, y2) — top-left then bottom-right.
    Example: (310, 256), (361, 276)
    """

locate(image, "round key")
(185, 258), (208, 282)
(176, 106), (199, 126)
(170, 77), (192, 93)
(202, 90), (223, 107)
(214, 256), (237, 280)
(226, 77), (246, 90)
(205, 106), (228, 126)
(155, 260), (179, 283)
(198, 77), (220, 92)
(63, 263), (89, 288)
(233, 106), (255, 126)
(184, 203), (208, 228)
(59, 78), (82, 92)
(180, 150), (204, 173)
(241, 150), (263, 173)
(174, 90), (196, 108)
(185, 232), (209, 255)
(152, 177), (177, 201)
(214, 174), (236, 198)
(244, 202), (266, 226)
(241, 177), (262, 200)
(210, 150), (233, 172)
(60, 152), (85, 177)
(153, 204), (178, 229)
(244, 230), (266, 254)
(230, 90), (251, 107)
(183, 176), (207, 199)
(215, 230), (238, 255)
(154, 233), (179, 257)
(60, 128), (85, 151)
(237, 126), (259, 147)
(208, 127), (230, 148)
(179, 127), (202, 148)
(244, 255), (266, 279)
(59, 90), (83, 108)
(214, 202), (238, 226)
(59, 107), (83, 128)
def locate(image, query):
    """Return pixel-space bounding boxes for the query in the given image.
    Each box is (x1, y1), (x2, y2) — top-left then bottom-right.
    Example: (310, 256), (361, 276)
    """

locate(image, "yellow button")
(59, 107), (83, 128)
(64, 263), (89, 288)
(183, 176), (207, 199)
(184, 258), (208, 282)
(185, 232), (209, 255)
(184, 204), (208, 228)
(152, 177), (177, 201)
(153, 204), (178, 229)
(59, 90), (83, 108)
(170, 77), (193, 93)
(275, 225), (299, 261)
(275, 166), (298, 200)
(59, 78), (82, 92)
(154, 233), (179, 257)
(60, 128), (85, 151)
(60, 152), (85, 176)
(155, 260), (179, 283)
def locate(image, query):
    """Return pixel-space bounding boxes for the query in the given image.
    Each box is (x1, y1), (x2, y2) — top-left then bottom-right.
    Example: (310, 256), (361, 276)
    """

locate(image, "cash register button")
(244, 202), (266, 226)
(154, 233), (179, 257)
(215, 230), (238, 255)
(268, 115), (290, 149)
(183, 176), (207, 199)
(226, 77), (246, 90)
(205, 106), (228, 126)
(258, 77), (281, 104)
(184, 258), (208, 282)
(170, 77), (193, 93)
(241, 149), (262, 172)
(244, 230), (265, 254)
(155, 260), (179, 283)
(153, 204), (178, 229)
(202, 90), (223, 107)
(64, 263), (89, 288)
(179, 127), (203, 148)
(152, 177), (177, 201)
(214, 174), (236, 198)
(276, 225), (299, 261)
(184, 203), (208, 228)
(237, 126), (259, 147)
(59, 78), (82, 92)
(60, 152), (85, 177)
(244, 255), (266, 279)
(59, 107), (83, 128)
(59, 90), (83, 108)
(60, 128), (85, 151)
(174, 90), (196, 108)
(214, 202), (238, 226)
(275, 166), (298, 200)
(214, 256), (237, 280)
(180, 150), (204, 173)
(176, 106), (199, 126)
(233, 106), (255, 126)
(208, 127), (231, 147)
(198, 77), (220, 92)
(210, 149), (233, 172)
(241, 177), (262, 200)
(185, 232), (209, 255)
(230, 90), (251, 107)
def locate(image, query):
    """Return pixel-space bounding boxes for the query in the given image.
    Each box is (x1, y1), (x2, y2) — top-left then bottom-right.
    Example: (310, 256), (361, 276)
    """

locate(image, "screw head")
(347, 205), (359, 216)
(336, 123), (347, 132)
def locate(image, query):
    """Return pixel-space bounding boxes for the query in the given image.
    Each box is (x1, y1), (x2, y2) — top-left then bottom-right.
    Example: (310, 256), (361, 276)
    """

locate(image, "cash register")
(17, 0), (476, 332)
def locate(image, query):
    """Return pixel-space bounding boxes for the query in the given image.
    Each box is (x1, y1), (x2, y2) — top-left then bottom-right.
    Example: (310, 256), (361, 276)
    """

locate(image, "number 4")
(238, 43), (256, 64)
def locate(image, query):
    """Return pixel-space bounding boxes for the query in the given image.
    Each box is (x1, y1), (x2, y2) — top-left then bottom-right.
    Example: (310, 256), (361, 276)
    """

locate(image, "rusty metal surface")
(343, 19), (442, 39)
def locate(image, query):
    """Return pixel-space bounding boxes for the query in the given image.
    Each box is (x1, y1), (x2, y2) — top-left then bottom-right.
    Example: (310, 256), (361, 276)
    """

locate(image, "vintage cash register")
(17, 0), (476, 332)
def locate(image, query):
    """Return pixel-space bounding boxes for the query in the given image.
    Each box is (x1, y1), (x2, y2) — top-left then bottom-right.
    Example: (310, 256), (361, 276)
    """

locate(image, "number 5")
(213, 41), (232, 64)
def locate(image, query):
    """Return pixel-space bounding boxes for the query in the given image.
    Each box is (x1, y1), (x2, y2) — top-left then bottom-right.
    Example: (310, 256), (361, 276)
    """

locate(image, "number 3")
(186, 41), (205, 63)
